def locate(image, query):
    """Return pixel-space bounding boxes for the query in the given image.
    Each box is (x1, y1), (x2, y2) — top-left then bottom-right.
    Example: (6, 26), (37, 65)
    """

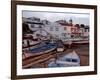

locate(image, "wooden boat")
(22, 42), (57, 59)
(48, 51), (80, 67)
(56, 51), (80, 67)
(72, 40), (89, 44)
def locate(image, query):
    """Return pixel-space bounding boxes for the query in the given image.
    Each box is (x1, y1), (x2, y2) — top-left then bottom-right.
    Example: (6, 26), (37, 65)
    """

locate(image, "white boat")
(48, 51), (80, 67)
(56, 51), (80, 67)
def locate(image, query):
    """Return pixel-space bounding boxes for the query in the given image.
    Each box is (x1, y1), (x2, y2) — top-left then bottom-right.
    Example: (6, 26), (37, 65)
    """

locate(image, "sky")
(22, 11), (90, 25)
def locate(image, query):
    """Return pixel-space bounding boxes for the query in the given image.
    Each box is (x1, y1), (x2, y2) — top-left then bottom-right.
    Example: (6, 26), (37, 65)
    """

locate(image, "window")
(68, 33), (70, 35)
(71, 28), (74, 32)
(85, 29), (89, 32)
(85, 29), (87, 32)
(50, 27), (53, 31)
(66, 58), (71, 62)
(64, 27), (67, 30)
(62, 33), (66, 37)
(72, 59), (78, 62)
(71, 35), (74, 38)
(55, 27), (59, 31)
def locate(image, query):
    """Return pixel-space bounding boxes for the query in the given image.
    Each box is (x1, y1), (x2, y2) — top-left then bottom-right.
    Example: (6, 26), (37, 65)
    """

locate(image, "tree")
(80, 24), (85, 28)
(22, 22), (33, 35)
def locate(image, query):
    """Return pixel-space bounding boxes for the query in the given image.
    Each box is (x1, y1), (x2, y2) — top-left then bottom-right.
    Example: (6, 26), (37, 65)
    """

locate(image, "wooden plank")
(22, 52), (55, 66)
(23, 55), (53, 68)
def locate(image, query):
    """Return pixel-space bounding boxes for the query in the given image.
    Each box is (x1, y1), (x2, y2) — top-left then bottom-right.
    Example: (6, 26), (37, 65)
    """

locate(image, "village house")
(43, 22), (71, 41)
(83, 25), (89, 39)
(55, 19), (80, 41)
(22, 17), (89, 43)
(79, 24), (89, 39)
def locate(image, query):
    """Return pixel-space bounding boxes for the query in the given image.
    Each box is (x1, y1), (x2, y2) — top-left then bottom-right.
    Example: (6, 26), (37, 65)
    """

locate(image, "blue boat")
(25, 42), (57, 56)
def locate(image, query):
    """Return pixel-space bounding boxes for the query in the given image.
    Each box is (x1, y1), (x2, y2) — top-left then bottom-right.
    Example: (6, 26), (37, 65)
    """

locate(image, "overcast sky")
(22, 11), (90, 25)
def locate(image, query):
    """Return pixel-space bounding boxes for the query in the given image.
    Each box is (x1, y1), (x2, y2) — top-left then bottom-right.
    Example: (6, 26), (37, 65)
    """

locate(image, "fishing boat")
(72, 40), (89, 44)
(56, 51), (80, 67)
(22, 42), (57, 59)
(48, 51), (80, 67)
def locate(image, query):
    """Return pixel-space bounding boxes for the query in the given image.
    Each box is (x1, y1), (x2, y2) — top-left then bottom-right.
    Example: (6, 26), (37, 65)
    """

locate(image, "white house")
(23, 17), (89, 42)
(43, 22), (71, 41)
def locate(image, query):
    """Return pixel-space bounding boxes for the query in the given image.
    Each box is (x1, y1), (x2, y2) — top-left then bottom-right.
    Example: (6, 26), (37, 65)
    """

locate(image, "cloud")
(22, 11), (90, 25)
